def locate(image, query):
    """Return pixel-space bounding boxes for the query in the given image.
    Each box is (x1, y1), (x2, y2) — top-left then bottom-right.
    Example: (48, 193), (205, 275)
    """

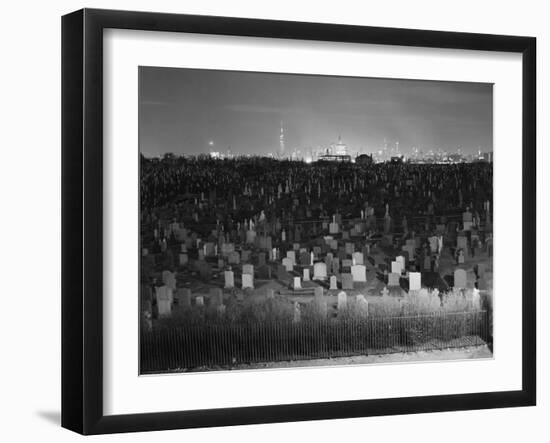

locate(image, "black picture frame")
(61, 8), (536, 435)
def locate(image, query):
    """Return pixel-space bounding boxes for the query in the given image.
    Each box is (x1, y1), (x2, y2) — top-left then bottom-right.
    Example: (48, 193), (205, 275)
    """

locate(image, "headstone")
(337, 291), (348, 310)
(329, 222), (339, 234)
(303, 268), (311, 281)
(258, 236), (268, 250)
(162, 271), (177, 291)
(396, 255), (405, 269)
(352, 252), (364, 265)
(204, 242), (216, 257)
(286, 250), (296, 265)
(457, 236), (468, 253)
(423, 256), (432, 271)
(282, 257), (294, 272)
(472, 288), (481, 310)
(329, 275), (338, 290)
(355, 294), (369, 317)
(391, 261), (403, 274)
(228, 251), (240, 264)
(428, 236), (438, 253)
(179, 253), (189, 266)
(342, 259), (353, 269)
(409, 272), (421, 291)
(293, 242), (300, 251)
(331, 258), (340, 275)
(241, 250), (251, 262)
(293, 301), (301, 323)
(156, 286), (172, 317)
(242, 273), (254, 289)
(313, 292), (328, 319)
(330, 239), (338, 250)
(175, 288), (191, 308)
(337, 248), (347, 262)
(342, 273), (354, 290)
(351, 264), (367, 283)
(355, 222), (365, 234)
(221, 243), (235, 256)
(313, 262), (327, 280)
(388, 272), (400, 287)
(299, 251), (310, 266)
(195, 295), (204, 307)
(246, 230), (256, 244)
(362, 244), (371, 257)
(403, 242), (415, 261)
(224, 270), (234, 288)
(196, 261), (212, 280)
(293, 276), (302, 289)
(209, 288), (223, 306)
(454, 269), (467, 289)
(242, 264), (254, 276)
(345, 242), (355, 255)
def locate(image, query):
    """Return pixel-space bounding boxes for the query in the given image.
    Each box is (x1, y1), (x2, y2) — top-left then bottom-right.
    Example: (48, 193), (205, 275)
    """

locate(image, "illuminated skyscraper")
(279, 121), (285, 157)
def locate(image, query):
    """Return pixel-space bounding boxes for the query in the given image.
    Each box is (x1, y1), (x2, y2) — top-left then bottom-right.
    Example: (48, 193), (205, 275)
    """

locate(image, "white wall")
(0, 0), (546, 441)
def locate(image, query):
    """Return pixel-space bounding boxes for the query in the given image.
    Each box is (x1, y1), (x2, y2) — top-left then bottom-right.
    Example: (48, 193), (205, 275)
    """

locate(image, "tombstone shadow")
(375, 270), (386, 283)
(421, 271), (450, 292)
(443, 274), (454, 288)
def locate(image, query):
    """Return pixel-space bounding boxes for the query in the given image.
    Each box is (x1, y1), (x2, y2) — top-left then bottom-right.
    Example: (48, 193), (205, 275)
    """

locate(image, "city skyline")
(139, 67), (493, 157)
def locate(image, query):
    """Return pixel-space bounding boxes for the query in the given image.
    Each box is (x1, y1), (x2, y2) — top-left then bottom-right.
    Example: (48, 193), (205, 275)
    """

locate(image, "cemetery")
(140, 157), (493, 373)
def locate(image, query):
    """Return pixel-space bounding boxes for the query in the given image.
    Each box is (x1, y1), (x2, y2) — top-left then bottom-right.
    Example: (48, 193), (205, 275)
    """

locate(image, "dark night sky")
(139, 66), (493, 157)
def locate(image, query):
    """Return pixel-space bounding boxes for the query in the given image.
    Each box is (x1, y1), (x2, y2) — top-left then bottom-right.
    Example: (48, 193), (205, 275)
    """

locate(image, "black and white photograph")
(139, 67), (494, 374)
(0, 0), (545, 440)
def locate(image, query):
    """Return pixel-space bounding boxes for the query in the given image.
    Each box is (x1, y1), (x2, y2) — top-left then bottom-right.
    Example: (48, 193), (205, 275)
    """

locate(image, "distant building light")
(318, 154), (352, 163)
